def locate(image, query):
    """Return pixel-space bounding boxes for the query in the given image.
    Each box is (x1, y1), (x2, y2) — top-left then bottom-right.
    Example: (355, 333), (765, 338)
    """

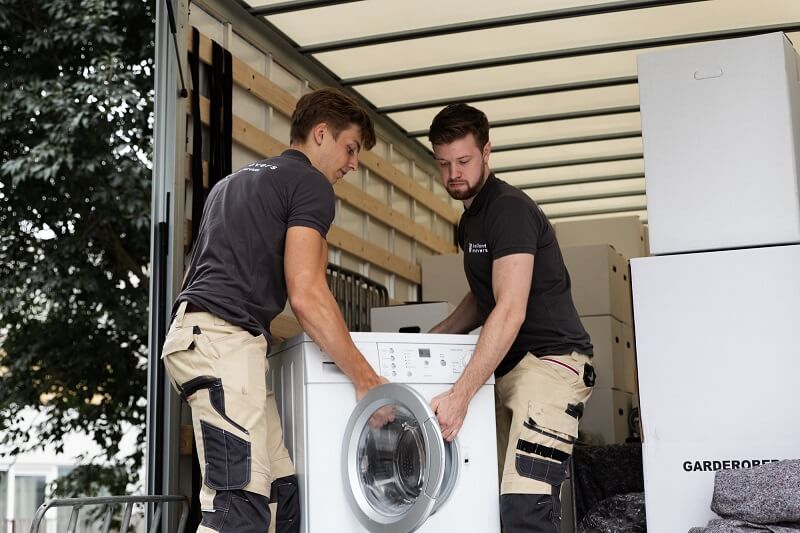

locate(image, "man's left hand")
(431, 388), (470, 442)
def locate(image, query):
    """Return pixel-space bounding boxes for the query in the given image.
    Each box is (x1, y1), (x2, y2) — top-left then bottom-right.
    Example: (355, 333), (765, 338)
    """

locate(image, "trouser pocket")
(201, 419), (252, 490)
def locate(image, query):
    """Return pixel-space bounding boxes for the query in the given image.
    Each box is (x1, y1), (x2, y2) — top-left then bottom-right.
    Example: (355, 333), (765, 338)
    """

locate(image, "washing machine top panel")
(269, 332), (494, 385)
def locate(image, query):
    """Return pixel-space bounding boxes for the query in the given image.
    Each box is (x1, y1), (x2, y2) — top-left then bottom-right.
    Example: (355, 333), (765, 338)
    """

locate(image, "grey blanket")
(712, 459), (800, 524)
(689, 518), (800, 532)
(690, 459), (800, 532)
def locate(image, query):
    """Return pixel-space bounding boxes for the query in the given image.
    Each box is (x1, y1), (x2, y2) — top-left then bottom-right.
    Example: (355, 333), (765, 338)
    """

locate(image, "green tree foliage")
(0, 0), (155, 494)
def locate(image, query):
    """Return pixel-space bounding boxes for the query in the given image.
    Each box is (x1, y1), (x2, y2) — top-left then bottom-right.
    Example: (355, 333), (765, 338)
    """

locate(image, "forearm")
(452, 304), (524, 400)
(430, 292), (483, 333)
(292, 286), (381, 391)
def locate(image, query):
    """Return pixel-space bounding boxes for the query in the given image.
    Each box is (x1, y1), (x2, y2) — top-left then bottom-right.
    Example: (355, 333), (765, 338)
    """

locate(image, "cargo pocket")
(161, 327), (195, 358)
(160, 328), (196, 393)
(200, 419), (252, 491)
(514, 401), (575, 486)
(527, 397), (579, 441)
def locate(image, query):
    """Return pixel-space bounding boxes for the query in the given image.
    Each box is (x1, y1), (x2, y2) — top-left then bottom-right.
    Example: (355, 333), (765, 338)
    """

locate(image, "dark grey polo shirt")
(177, 149), (335, 341)
(458, 174), (593, 376)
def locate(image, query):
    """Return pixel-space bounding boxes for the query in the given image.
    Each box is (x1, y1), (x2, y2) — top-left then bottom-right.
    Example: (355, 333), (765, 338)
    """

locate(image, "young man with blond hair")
(161, 88), (386, 533)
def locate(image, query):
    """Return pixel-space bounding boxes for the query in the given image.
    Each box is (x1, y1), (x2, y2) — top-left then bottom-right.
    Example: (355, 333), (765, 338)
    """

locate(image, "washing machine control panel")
(376, 343), (475, 382)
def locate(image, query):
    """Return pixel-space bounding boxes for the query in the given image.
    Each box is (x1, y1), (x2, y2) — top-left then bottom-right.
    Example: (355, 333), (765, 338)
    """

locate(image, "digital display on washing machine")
(418, 348), (431, 358)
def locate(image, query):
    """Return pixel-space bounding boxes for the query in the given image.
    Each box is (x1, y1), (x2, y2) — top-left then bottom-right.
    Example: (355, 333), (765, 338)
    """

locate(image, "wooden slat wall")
(193, 33), (460, 225)
(186, 30), (462, 289)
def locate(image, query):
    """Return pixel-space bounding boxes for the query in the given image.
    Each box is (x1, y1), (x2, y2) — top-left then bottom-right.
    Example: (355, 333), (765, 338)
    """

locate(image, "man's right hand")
(356, 375), (390, 402)
(357, 376), (396, 428)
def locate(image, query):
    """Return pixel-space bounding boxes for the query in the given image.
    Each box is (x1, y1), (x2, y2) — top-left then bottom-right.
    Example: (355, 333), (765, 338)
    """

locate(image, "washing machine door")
(342, 383), (446, 533)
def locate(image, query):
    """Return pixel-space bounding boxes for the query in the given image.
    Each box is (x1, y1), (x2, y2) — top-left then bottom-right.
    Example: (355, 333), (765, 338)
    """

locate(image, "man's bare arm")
(429, 291), (483, 334)
(285, 226), (382, 399)
(453, 253), (533, 399)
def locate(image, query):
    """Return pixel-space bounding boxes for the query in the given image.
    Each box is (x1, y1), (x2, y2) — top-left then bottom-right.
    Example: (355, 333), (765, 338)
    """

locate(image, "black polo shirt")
(177, 150), (335, 341)
(457, 174), (593, 376)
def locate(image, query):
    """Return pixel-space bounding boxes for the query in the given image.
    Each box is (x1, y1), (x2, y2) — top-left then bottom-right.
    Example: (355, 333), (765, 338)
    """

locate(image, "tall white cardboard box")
(638, 32), (800, 254)
(631, 245), (800, 533)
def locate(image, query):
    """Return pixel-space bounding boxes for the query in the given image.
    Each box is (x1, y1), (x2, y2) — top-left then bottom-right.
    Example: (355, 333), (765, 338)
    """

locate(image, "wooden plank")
(334, 181), (456, 254)
(232, 55), (296, 118)
(327, 226), (421, 284)
(193, 92), (455, 255)
(190, 30), (460, 224)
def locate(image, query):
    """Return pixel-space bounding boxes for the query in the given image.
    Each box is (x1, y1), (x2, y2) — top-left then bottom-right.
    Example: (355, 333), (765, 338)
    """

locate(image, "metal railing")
(29, 495), (188, 533)
(326, 263), (389, 332)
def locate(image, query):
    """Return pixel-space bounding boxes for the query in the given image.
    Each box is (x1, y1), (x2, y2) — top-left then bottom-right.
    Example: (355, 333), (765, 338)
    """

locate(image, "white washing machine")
(268, 332), (500, 533)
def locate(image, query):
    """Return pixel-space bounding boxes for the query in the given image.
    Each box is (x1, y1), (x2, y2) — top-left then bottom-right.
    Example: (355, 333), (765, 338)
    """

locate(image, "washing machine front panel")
(343, 383), (447, 533)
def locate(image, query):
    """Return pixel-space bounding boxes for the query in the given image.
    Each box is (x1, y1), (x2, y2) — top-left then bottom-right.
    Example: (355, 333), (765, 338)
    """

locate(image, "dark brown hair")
(428, 103), (489, 149)
(290, 87), (376, 149)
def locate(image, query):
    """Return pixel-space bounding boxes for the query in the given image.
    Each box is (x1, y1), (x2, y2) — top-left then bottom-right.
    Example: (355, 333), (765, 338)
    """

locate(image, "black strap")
(208, 41), (233, 190)
(178, 374), (249, 435)
(524, 417), (574, 444)
(222, 48), (232, 178)
(178, 375), (218, 401)
(189, 28), (204, 251)
(210, 41), (223, 190)
(517, 439), (571, 463)
(566, 402), (585, 420)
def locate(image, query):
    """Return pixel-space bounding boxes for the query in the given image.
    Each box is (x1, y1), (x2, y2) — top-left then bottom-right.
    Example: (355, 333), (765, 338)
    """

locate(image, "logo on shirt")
(468, 242), (489, 254)
(242, 162), (278, 172)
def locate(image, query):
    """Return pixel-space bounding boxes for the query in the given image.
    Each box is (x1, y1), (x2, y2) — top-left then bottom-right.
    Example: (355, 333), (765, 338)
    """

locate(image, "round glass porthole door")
(343, 383), (446, 533)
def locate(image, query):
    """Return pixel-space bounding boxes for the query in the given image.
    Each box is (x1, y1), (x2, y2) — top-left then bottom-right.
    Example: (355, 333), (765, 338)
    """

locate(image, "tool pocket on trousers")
(526, 398), (579, 441)
(161, 327), (195, 359)
(200, 419), (252, 491)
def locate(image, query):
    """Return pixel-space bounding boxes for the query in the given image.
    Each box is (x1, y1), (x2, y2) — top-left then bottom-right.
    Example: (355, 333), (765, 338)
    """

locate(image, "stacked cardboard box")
(420, 253), (469, 307)
(561, 242), (640, 445)
(633, 32), (800, 533)
(370, 302), (455, 333)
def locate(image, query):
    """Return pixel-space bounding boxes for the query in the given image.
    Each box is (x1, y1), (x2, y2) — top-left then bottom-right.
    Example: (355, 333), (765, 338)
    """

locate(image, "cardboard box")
(631, 245), (800, 533)
(580, 387), (632, 445)
(561, 244), (632, 325)
(370, 302), (455, 333)
(553, 216), (647, 260)
(581, 316), (636, 393)
(638, 32), (800, 254)
(420, 253), (470, 306)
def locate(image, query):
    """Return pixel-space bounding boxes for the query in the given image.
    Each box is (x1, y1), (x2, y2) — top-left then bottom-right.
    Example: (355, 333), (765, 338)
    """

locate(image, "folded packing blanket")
(688, 518), (800, 533)
(712, 459), (800, 524)
(690, 459), (800, 532)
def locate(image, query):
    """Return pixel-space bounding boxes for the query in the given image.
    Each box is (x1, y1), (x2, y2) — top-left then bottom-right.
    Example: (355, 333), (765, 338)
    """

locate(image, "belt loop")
(175, 301), (188, 327)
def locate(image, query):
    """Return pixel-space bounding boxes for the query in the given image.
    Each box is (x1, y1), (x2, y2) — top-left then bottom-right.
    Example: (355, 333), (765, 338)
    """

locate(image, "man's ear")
(312, 123), (327, 146)
(483, 141), (492, 162)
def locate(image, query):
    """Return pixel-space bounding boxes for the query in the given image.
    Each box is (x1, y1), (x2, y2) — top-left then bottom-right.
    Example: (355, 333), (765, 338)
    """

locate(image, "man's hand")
(357, 377), (396, 428)
(356, 376), (390, 402)
(432, 388), (470, 442)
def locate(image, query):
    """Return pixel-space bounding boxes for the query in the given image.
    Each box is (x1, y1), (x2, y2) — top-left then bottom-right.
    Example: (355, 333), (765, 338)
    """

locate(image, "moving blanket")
(690, 459), (800, 532)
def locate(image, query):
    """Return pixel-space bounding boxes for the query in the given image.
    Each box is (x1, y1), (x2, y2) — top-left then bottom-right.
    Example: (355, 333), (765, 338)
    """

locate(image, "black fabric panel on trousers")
(200, 490), (271, 532)
(517, 439), (571, 463)
(271, 475), (301, 533)
(200, 420), (251, 491)
(500, 493), (559, 533)
(189, 28), (204, 252)
(515, 454), (569, 486)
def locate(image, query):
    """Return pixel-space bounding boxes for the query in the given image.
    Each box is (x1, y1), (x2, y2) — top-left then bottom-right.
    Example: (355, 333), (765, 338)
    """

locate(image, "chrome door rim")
(342, 383), (446, 533)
